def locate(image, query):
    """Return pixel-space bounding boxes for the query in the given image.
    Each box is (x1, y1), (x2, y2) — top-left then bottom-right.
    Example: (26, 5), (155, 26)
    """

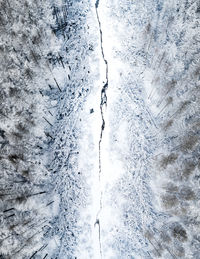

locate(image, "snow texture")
(0, 0), (200, 258)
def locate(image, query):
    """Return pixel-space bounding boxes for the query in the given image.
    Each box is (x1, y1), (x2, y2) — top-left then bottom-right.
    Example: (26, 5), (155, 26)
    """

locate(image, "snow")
(0, 0), (200, 258)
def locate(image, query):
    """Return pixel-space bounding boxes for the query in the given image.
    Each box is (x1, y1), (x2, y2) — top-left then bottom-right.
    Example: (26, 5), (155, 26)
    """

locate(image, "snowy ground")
(0, 0), (200, 258)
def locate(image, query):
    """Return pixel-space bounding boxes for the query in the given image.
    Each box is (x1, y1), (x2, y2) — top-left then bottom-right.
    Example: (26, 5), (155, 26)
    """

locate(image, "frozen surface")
(0, 0), (200, 258)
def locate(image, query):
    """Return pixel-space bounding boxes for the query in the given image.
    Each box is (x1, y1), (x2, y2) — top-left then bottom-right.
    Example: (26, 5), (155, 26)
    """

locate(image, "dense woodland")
(0, 0), (200, 258)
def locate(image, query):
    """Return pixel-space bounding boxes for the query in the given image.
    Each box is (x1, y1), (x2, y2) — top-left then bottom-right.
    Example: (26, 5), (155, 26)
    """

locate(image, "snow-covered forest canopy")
(0, 0), (200, 258)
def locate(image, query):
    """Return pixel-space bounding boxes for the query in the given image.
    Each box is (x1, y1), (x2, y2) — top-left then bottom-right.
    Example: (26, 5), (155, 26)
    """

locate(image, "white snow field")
(0, 0), (200, 258)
